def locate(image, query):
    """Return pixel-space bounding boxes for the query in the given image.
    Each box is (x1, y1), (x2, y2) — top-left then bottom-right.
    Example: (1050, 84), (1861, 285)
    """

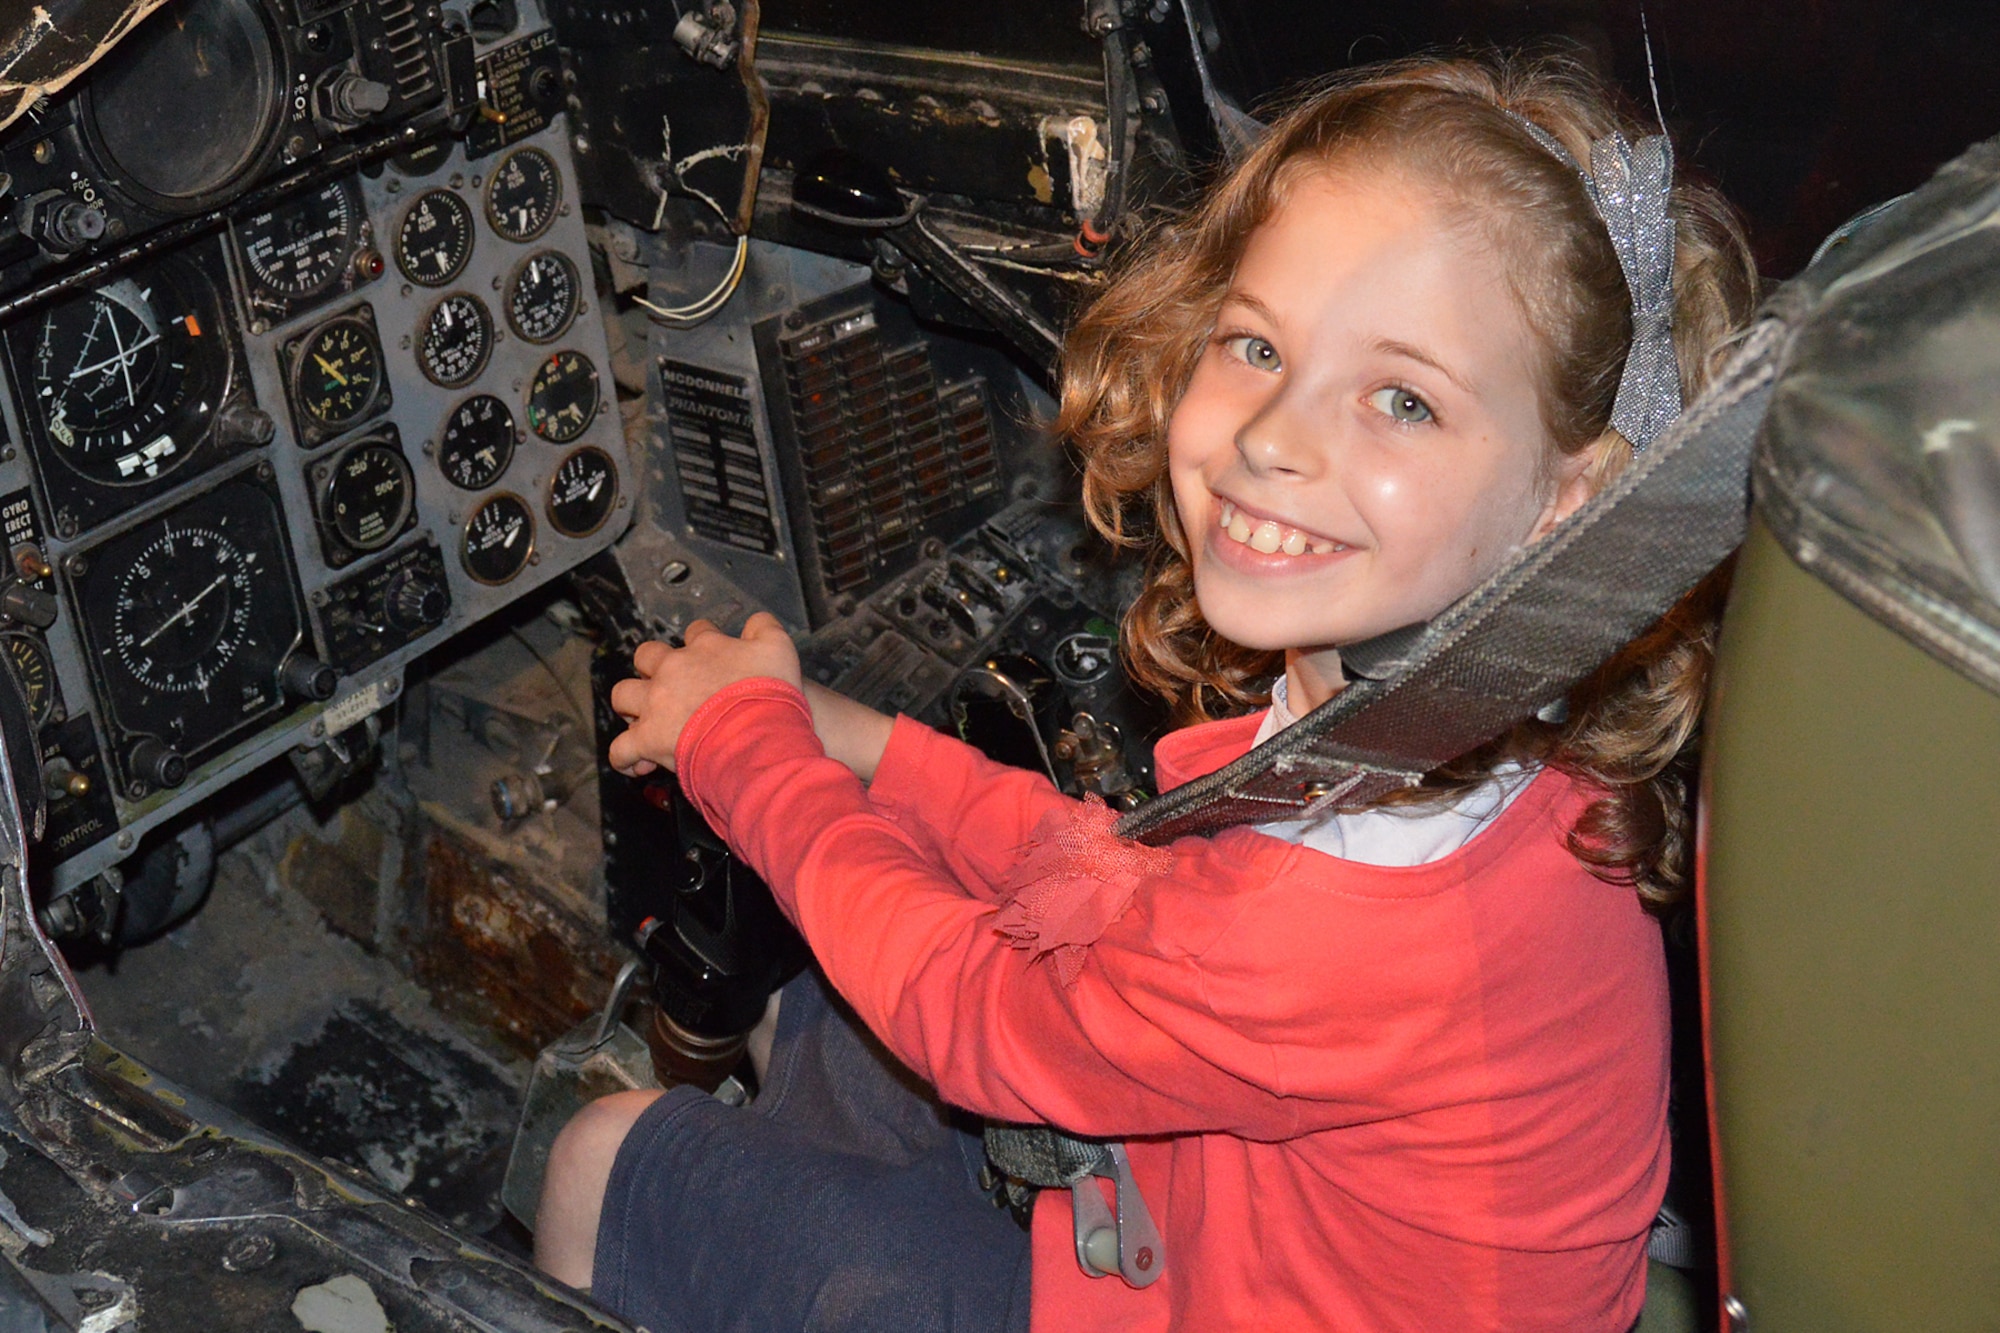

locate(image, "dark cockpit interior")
(0, 1), (1990, 1329)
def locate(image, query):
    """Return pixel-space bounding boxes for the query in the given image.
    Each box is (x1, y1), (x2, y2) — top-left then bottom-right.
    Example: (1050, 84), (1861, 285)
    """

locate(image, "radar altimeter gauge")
(507, 251), (579, 344)
(396, 189), (476, 287)
(71, 473), (307, 795)
(461, 492), (534, 585)
(417, 293), (494, 388)
(546, 446), (618, 538)
(236, 177), (368, 320)
(25, 260), (231, 488)
(525, 350), (600, 444)
(438, 395), (516, 490)
(486, 147), (562, 242)
(288, 310), (387, 442)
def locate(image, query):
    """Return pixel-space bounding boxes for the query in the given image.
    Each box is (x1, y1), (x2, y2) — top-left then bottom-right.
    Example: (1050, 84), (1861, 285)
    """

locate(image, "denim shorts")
(592, 968), (1034, 1333)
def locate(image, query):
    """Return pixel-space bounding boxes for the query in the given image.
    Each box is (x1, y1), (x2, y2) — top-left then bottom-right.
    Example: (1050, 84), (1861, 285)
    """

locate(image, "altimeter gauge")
(237, 178), (364, 305)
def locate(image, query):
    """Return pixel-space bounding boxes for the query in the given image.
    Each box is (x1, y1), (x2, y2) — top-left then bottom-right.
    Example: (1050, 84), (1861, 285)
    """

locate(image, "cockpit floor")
(65, 799), (528, 1237)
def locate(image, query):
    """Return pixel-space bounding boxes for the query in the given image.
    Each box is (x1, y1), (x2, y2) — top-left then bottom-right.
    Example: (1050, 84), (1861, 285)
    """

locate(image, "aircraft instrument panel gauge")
(485, 147), (562, 242)
(438, 395), (516, 490)
(546, 446), (618, 538)
(1, 633), (56, 728)
(525, 350), (600, 443)
(237, 178), (363, 305)
(320, 440), (415, 559)
(25, 262), (229, 488)
(461, 492), (534, 585)
(417, 293), (493, 388)
(288, 310), (387, 442)
(396, 189), (476, 287)
(71, 473), (306, 794)
(506, 251), (579, 344)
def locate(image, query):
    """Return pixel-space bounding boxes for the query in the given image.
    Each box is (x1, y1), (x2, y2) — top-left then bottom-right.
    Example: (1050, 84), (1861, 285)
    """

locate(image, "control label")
(659, 359), (778, 554)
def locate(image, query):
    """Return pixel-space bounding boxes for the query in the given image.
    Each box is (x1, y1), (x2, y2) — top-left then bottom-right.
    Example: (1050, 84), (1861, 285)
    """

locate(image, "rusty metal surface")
(413, 824), (624, 1060)
(0, 0), (169, 136)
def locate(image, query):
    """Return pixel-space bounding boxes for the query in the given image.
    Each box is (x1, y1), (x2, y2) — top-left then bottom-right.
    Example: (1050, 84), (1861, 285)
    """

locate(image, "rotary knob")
(126, 737), (186, 791)
(280, 652), (340, 702)
(326, 73), (393, 124)
(385, 571), (449, 633)
(0, 580), (57, 629)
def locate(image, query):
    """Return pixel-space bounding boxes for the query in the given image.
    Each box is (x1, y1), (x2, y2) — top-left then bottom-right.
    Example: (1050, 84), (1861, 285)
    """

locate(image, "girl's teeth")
(1216, 502), (1350, 557)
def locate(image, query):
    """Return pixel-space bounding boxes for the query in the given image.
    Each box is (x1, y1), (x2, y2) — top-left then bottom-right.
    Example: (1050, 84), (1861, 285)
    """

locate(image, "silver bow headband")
(1512, 118), (1682, 451)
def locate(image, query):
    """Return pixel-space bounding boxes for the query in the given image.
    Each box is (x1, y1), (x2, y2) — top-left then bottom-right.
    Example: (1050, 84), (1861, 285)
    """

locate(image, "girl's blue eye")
(1222, 335), (1282, 372)
(1368, 385), (1434, 424)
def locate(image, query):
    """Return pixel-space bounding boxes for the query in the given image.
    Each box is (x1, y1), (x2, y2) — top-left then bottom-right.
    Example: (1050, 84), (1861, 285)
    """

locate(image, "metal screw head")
(115, 831), (133, 850)
(1723, 1296), (1749, 1331)
(222, 1232), (276, 1272)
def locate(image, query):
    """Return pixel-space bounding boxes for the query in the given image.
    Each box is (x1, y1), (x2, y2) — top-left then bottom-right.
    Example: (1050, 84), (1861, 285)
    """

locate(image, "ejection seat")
(1085, 136), (2000, 1333)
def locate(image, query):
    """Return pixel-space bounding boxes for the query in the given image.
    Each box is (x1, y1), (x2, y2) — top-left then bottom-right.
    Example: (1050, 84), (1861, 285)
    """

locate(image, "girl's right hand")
(802, 681), (896, 783)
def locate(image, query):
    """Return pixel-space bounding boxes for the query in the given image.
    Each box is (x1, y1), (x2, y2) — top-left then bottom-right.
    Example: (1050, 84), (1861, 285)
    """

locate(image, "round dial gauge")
(76, 478), (304, 777)
(438, 395), (516, 490)
(28, 263), (229, 485)
(417, 293), (493, 388)
(238, 179), (361, 300)
(525, 350), (600, 443)
(486, 147), (562, 242)
(112, 525), (256, 695)
(291, 314), (384, 433)
(396, 189), (476, 286)
(324, 442), (414, 553)
(506, 251), (579, 344)
(461, 492), (535, 585)
(547, 446), (618, 538)
(1, 633), (55, 728)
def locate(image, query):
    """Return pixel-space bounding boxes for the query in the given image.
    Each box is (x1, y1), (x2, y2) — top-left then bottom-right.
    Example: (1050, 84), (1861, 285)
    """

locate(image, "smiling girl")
(542, 54), (1756, 1333)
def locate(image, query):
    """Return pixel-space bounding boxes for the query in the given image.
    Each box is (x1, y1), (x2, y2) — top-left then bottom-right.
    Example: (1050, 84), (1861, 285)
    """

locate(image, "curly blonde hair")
(1057, 53), (1758, 905)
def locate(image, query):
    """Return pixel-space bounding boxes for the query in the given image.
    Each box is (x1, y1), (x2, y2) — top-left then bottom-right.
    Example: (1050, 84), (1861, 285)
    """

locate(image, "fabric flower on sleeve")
(993, 797), (1176, 985)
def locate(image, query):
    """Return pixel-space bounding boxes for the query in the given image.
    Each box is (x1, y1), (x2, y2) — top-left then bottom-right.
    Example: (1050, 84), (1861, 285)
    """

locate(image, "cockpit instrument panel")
(0, 0), (630, 892)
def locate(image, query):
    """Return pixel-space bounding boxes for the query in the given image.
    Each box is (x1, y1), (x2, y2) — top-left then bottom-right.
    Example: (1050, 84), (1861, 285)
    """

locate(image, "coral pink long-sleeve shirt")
(673, 679), (1669, 1333)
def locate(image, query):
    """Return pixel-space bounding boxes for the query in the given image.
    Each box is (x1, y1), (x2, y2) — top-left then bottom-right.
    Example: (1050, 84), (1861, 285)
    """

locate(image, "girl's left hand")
(607, 613), (802, 777)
